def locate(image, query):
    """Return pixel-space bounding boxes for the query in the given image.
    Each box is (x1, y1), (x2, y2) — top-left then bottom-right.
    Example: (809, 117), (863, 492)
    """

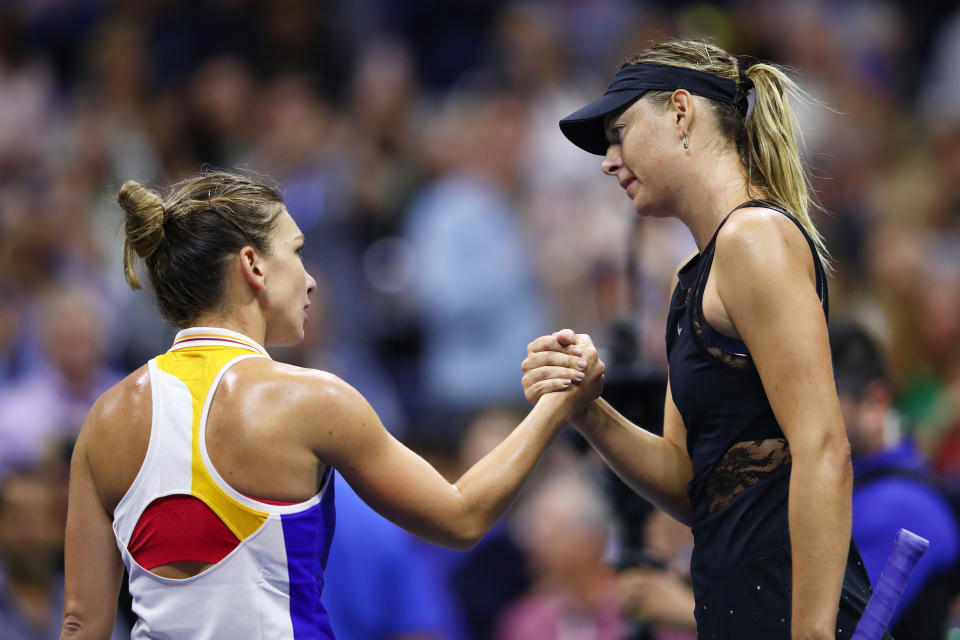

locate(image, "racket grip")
(851, 528), (929, 640)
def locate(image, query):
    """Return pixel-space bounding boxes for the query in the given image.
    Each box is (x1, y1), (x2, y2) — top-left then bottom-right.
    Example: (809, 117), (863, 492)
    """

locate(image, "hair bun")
(119, 180), (165, 289)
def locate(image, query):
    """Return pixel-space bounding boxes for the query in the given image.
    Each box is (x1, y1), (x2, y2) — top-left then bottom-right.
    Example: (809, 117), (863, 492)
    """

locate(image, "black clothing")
(665, 201), (884, 639)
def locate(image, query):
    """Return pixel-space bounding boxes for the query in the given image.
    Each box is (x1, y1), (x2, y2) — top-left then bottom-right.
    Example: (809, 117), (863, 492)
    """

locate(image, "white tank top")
(112, 327), (337, 639)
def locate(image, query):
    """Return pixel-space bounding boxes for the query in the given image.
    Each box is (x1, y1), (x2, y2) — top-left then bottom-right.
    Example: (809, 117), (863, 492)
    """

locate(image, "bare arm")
(61, 408), (125, 639)
(714, 210), (851, 640)
(572, 384), (693, 524)
(522, 331), (693, 524)
(305, 342), (603, 551)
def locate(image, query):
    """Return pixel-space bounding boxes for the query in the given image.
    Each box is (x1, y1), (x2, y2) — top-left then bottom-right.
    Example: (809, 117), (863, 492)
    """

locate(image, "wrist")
(569, 396), (604, 431)
(536, 389), (579, 423)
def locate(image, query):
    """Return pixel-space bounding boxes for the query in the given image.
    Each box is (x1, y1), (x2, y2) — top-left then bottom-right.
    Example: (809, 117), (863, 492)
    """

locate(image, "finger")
(523, 366), (585, 388)
(553, 328), (578, 345)
(527, 334), (575, 355)
(521, 351), (588, 373)
(525, 378), (571, 403)
(575, 333), (596, 348)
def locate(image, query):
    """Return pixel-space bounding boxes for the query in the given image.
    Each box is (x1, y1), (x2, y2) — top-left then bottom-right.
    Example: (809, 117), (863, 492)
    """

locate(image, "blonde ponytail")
(743, 63), (830, 271)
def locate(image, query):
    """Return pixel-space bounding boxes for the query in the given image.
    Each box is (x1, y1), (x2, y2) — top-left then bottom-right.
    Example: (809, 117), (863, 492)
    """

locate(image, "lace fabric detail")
(705, 438), (792, 514)
(691, 302), (753, 369)
(686, 201), (827, 370)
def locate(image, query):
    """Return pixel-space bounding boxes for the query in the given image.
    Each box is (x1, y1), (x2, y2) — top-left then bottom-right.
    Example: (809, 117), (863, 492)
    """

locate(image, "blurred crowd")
(1, 0), (960, 638)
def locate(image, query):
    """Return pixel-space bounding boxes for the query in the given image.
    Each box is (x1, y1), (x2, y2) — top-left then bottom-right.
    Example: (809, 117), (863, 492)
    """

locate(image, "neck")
(190, 311), (267, 346)
(675, 147), (758, 251)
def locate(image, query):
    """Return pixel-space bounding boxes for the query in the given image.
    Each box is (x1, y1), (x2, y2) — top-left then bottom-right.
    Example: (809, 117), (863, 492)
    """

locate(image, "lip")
(620, 176), (637, 198)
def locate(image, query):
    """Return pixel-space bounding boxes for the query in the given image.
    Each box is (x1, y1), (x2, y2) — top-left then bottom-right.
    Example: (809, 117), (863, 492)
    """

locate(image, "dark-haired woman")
(521, 40), (886, 639)
(59, 171), (604, 640)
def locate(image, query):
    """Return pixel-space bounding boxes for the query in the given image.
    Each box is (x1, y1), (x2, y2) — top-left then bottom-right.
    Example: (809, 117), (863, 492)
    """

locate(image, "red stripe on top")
(172, 336), (260, 350)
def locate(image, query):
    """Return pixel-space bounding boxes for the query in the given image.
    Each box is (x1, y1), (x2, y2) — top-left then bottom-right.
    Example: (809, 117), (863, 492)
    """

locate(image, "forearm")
(452, 392), (573, 544)
(575, 399), (693, 524)
(789, 445), (853, 639)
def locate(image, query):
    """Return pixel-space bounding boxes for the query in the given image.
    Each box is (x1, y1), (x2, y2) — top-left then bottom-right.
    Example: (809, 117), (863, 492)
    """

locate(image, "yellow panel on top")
(156, 347), (268, 540)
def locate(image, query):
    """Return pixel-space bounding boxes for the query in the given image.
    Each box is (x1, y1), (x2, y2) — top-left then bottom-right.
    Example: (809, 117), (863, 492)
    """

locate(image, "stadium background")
(1, 1), (959, 638)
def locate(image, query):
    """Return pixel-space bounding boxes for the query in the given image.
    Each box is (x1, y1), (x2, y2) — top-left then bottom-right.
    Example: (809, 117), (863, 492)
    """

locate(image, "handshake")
(521, 328), (606, 415)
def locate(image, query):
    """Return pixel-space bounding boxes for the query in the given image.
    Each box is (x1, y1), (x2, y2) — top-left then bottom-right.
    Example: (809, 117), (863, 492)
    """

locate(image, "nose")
(601, 145), (622, 176)
(306, 271), (317, 296)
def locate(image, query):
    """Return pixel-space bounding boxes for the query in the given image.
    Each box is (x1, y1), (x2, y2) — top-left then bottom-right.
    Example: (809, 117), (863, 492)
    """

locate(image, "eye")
(606, 124), (625, 145)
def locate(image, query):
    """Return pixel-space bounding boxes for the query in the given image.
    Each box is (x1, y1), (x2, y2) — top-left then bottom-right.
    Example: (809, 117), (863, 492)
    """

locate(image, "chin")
(633, 199), (672, 219)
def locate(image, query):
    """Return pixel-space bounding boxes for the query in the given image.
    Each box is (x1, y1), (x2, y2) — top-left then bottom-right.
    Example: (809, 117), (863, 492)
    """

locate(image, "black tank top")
(666, 200), (828, 528)
(666, 202), (880, 639)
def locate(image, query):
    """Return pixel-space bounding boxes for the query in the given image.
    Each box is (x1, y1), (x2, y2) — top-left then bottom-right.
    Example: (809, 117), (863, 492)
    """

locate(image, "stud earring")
(682, 133), (690, 150)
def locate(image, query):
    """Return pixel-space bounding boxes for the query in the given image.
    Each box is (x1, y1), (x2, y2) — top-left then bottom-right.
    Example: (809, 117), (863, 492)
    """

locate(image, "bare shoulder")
(225, 359), (377, 441)
(236, 359), (366, 410)
(79, 364), (152, 512)
(714, 206), (815, 280)
(83, 364), (151, 442)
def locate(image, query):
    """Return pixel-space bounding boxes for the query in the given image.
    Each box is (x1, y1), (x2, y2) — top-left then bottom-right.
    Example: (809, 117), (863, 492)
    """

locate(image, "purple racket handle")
(851, 528), (929, 640)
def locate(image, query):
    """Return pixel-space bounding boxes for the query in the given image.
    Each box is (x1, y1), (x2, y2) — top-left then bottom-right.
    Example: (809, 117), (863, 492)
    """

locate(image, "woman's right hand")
(521, 329), (604, 409)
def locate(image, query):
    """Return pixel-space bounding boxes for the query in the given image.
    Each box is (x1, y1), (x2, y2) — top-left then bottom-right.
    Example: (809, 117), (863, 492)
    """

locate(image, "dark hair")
(829, 321), (889, 397)
(119, 170), (285, 328)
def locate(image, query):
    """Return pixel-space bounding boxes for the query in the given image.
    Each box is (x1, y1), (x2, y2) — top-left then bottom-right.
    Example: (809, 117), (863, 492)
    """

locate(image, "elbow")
(447, 518), (484, 552)
(60, 603), (112, 640)
(823, 432), (853, 475)
(441, 509), (487, 552)
(60, 610), (88, 640)
(793, 431), (853, 482)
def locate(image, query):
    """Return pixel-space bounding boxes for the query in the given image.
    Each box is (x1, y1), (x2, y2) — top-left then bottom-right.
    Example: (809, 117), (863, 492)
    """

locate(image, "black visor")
(559, 63), (744, 155)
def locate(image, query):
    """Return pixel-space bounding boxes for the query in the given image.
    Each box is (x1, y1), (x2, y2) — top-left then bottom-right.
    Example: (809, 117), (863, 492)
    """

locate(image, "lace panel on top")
(704, 438), (792, 514)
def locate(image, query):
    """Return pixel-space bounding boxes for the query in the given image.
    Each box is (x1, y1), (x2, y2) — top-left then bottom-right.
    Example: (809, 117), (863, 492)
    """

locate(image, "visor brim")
(559, 89), (645, 156)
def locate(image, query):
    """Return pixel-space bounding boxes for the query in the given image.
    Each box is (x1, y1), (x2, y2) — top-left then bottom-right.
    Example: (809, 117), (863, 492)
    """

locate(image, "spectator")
(0, 465), (128, 640)
(831, 320), (960, 639)
(0, 284), (123, 472)
(494, 469), (625, 640)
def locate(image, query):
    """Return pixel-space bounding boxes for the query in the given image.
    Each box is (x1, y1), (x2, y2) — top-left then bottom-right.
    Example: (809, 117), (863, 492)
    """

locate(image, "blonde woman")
(60, 171), (603, 639)
(521, 40), (886, 639)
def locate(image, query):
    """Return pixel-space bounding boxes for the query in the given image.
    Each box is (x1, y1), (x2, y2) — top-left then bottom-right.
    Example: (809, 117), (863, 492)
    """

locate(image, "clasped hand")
(521, 329), (605, 413)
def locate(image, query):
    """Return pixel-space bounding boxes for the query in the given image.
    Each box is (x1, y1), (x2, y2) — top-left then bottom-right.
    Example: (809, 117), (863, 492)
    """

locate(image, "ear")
(238, 246), (267, 293)
(670, 89), (695, 138)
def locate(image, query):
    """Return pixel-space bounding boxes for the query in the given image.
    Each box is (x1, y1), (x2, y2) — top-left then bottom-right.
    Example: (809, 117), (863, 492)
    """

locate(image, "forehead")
(273, 209), (302, 238)
(605, 97), (650, 128)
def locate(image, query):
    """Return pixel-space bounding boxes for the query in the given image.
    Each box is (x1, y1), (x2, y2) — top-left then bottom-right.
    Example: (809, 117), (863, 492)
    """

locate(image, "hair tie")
(736, 67), (754, 117)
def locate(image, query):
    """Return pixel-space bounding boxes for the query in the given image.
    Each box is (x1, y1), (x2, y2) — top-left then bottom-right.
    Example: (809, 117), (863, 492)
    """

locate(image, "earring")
(682, 133), (690, 150)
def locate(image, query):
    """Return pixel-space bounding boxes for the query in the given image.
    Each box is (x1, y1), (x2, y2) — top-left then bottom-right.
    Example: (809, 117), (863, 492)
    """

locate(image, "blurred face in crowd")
(836, 381), (891, 458)
(0, 472), (63, 584)
(40, 289), (106, 392)
(517, 475), (610, 579)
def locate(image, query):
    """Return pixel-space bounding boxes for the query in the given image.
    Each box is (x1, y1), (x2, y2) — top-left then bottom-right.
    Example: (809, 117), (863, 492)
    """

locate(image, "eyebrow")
(292, 234), (305, 244)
